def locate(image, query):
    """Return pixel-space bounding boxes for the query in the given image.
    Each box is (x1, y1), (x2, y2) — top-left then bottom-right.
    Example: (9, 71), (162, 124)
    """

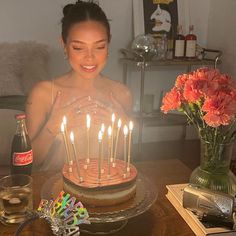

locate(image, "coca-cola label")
(12, 150), (33, 166)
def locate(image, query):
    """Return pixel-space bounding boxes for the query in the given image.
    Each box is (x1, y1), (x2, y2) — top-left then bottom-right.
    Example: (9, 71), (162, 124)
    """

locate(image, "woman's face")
(64, 20), (109, 80)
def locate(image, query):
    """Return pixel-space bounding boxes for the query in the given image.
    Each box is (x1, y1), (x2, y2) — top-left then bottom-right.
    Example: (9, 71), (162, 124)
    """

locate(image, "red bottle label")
(12, 150), (33, 166)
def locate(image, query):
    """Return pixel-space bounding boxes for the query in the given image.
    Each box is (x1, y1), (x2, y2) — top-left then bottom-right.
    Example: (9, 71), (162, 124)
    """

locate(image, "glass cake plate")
(41, 172), (158, 235)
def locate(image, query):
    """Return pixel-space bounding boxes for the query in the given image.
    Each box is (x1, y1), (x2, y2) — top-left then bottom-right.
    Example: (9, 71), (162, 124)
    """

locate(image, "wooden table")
(0, 159), (195, 236)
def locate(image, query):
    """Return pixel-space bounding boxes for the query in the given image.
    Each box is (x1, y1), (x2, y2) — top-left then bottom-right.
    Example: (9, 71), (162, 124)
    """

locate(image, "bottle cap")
(15, 113), (26, 120)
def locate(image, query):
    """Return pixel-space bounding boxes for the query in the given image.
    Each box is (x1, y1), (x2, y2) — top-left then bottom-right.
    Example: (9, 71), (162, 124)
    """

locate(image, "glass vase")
(189, 139), (236, 196)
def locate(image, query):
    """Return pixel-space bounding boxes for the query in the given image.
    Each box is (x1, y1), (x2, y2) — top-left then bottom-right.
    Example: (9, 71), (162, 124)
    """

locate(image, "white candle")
(111, 113), (115, 163)
(108, 126), (112, 177)
(61, 123), (70, 170)
(101, 123), (105, 173)
(127, 121), (134, 172)
(62, 116), (72, 166)
(123, 125), (128, 177)
(113, 119), (122, 167)
(86, 114), (91, 164)
(98, 130), (103, 182)
(70, 132), (82, 181)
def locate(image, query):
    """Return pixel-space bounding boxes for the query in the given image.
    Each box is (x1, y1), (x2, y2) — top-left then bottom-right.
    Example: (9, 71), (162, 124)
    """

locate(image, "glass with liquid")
(0, 174), (33, 224)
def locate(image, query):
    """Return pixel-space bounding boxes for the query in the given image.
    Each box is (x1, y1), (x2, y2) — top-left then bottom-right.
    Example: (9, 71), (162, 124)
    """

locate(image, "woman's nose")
(85, 49), (94, 59)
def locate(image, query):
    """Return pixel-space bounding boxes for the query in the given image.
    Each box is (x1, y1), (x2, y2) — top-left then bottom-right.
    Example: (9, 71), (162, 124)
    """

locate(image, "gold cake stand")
(41, 172), (158, 235)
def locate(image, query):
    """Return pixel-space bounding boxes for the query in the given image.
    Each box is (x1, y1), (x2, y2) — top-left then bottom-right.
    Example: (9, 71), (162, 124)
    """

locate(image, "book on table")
(166, 183), (236, 236)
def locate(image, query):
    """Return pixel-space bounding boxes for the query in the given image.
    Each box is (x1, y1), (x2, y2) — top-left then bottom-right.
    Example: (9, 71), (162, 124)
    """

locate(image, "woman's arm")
(25, 81), (56, 167)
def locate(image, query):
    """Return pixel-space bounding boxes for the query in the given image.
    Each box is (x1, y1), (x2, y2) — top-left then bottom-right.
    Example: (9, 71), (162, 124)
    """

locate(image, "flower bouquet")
(161, 67), (236, 195)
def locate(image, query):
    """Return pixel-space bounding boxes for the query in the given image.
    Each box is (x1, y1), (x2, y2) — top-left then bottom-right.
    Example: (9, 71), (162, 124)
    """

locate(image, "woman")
(26, 1), (132, 171)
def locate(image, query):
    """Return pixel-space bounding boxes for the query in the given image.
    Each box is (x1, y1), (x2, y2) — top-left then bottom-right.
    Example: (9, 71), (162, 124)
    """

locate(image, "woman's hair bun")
(63, 4), (74, 16)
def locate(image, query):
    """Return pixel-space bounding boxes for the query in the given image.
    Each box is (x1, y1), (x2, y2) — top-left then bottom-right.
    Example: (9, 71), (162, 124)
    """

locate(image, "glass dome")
(131, 34), (157, 60)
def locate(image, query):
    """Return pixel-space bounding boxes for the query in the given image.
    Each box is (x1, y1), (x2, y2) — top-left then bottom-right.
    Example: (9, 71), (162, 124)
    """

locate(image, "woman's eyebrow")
(71, 39), (107, 44)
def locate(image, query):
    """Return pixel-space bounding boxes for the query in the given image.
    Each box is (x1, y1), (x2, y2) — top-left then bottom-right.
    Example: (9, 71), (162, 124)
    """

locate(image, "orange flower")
(203, 113), (233, 127)
(161, 87), (181, 113)
(183, 74), (207, 103)
(175, 74), (188, 90)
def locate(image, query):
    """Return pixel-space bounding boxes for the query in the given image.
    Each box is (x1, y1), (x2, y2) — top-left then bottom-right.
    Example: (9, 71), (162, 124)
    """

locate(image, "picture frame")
(132, 0), (188, 39)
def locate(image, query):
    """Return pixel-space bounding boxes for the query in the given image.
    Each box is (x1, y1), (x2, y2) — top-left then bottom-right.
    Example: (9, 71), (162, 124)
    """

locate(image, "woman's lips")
(81, 65), (97, 72)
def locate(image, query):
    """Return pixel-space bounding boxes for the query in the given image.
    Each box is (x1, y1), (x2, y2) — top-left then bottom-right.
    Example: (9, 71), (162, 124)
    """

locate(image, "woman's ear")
(59, 37), (68, 60)
(59, 37), (66, 49)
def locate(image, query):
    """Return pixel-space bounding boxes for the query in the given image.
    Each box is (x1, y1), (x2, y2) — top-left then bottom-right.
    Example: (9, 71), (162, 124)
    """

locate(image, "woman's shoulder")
(29, 74), (66, 96)
(28, 80), (53, 99)
(103, 76), (130, 92)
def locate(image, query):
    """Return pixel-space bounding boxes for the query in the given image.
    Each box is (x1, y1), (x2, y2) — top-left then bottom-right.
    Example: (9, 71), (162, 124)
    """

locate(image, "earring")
(64, 51), (68, 60)
(64, 52), (68, 60)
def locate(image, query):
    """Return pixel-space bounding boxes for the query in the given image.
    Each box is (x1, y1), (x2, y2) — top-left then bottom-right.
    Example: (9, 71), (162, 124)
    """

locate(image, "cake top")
(63, 159), (137, 189)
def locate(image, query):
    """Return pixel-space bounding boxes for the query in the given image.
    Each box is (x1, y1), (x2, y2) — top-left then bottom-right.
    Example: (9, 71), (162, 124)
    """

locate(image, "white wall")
(0, 0), (221, 142)
(0, 0), (133, 81)
(207, 0), (236, 79)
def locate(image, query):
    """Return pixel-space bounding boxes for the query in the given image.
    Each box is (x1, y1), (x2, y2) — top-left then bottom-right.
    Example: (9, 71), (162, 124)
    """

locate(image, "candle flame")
(86, 114), (91, 128)
(108, 126), (112, 137)
(129, 121), (134, 131)
(101, 123), (105, 133)
(112, 113), (115, 123)
(98, 130), (103, 141)
(63, 116), (67, 125)
(70, 131), (74, 143)
(123, 125), (128, 136)
(118, 119), (122, 128)
(61, 122), (65, 132)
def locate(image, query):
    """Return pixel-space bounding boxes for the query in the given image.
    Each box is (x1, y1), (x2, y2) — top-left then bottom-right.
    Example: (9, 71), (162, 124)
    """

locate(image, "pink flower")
(161, 87), (182, 113)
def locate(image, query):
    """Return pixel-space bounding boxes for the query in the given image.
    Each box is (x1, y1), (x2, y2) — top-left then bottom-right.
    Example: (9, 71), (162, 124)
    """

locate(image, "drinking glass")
(0, 174), (33, 224)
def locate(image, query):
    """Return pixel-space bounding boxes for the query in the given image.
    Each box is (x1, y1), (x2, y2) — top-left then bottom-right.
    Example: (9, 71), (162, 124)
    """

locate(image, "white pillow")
(0, 44), (24, 96)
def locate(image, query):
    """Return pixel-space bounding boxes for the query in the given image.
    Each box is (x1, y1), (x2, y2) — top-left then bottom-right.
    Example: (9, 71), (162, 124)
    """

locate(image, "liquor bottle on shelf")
(173, 25), (185, 59)
(10, 114), (33, 175)
(185, 25), (197, 59)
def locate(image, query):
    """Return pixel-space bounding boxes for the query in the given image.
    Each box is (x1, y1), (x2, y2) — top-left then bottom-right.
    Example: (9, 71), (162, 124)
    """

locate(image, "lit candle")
(86, 114), (91, 165)
(123, 125), (128, 177)
(61, 123), (71, 172)
(70, 132), (82, 182)
(62, 116), (72, 166)
(127, 121), (134, 172)
(108, 126), (112, 177)
(98, 130), (103, 182)
(111, 113), (115, 163)
(113, 119), (122, 167)
(101, 123), (105, 173)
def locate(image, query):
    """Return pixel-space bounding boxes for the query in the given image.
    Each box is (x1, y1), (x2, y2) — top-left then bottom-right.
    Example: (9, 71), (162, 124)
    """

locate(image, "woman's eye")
(73, 47), (83, 51)
(96, 46), (106, 50)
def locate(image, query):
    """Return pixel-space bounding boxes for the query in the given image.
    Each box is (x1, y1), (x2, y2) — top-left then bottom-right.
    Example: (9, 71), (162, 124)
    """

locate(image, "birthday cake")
(62, 159), (137, 207)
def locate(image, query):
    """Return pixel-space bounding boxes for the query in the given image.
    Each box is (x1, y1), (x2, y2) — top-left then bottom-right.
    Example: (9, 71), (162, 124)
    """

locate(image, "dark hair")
(61, 0), (111, 43)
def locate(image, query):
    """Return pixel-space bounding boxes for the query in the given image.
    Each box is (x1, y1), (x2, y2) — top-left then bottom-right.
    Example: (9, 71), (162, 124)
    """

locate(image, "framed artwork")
(133, 0), (179, 40)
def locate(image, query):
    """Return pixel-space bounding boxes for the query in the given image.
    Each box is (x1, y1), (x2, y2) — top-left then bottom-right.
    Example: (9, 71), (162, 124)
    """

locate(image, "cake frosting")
(62, 158), (137, 206)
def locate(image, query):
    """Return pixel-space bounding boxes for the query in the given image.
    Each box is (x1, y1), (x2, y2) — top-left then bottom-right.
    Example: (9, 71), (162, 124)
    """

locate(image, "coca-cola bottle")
(10, 114), (33, 175)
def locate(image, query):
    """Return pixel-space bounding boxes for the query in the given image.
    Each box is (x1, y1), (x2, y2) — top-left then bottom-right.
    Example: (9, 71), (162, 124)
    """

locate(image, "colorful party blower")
(37, 191), (90, 235)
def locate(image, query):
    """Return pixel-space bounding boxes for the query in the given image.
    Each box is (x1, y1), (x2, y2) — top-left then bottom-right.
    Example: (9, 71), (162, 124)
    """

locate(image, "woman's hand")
(45, 92), (99, 134)
(87, 92), (131, 126)
(46, 90), (131, 135)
